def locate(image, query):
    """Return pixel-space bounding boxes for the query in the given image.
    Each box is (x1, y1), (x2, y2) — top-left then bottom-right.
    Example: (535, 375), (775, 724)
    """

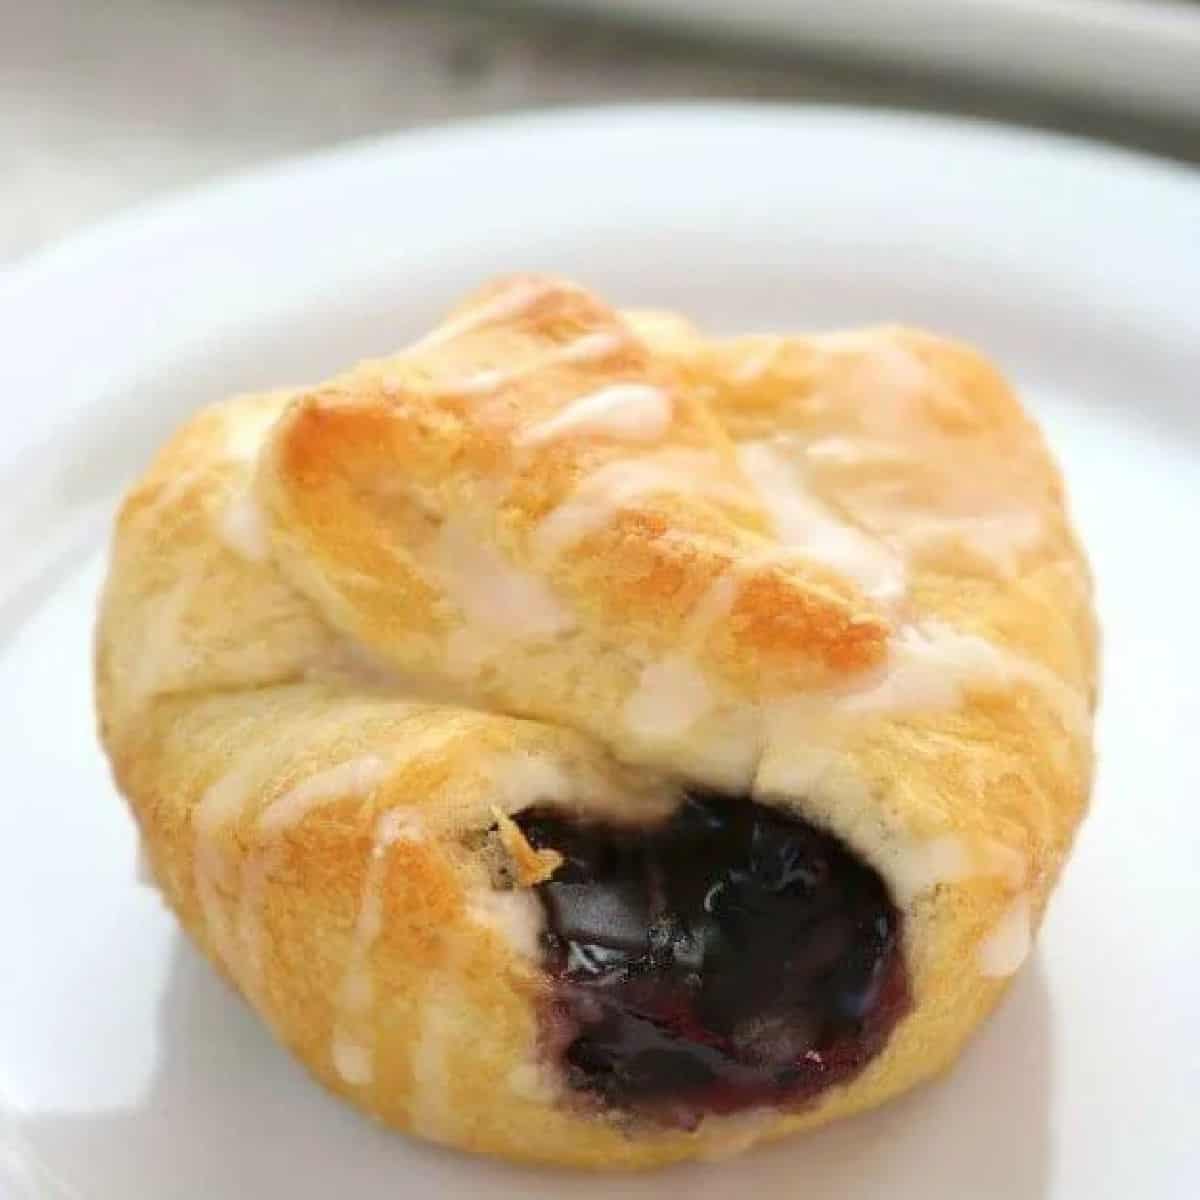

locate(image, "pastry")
(95, 275), (1097, 1168)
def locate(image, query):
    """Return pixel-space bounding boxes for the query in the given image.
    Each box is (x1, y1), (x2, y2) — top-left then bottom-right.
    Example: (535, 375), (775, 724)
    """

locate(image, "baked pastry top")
(96, 275), (1097, 1168)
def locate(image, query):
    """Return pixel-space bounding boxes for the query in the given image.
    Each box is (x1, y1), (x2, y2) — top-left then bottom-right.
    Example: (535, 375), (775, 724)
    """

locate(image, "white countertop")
(4, 0), (1197, 268)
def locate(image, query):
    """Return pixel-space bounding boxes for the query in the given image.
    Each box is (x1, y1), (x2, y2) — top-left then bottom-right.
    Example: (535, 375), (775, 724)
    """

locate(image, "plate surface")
(0, 106), (1197, 1199)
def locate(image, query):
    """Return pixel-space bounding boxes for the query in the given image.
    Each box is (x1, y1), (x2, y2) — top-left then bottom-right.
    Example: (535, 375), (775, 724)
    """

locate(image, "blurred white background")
(4, 0), (1198, 266)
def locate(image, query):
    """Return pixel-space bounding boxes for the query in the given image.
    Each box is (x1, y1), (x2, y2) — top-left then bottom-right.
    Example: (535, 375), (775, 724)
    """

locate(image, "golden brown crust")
(95, 275), (1097, 1168)
(262, 278), (890, 691)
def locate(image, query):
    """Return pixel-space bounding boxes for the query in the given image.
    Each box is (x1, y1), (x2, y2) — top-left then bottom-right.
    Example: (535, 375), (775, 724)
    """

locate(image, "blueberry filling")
(515, 791), (908, 1123)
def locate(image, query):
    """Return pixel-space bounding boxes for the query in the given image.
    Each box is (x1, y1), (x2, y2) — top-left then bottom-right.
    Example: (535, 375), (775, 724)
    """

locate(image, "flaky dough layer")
(96, 275), (1097, 1168)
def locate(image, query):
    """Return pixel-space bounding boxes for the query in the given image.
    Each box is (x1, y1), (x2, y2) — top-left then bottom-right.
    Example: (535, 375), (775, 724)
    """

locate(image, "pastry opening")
(514, 790), (909, 1126)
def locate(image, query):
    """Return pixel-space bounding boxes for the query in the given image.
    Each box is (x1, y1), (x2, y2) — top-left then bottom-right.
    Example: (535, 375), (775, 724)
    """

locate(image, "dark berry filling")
(515, 791), (908, 1124)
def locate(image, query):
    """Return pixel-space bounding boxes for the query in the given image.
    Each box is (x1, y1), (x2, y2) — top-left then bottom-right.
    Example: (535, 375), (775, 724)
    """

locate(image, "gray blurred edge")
(524, 0), (1200, 123)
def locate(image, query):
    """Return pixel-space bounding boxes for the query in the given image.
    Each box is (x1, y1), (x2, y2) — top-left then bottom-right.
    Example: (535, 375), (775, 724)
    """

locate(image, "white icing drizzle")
(447, 330), (623, 395)
(617, 568), (765, 767)
(802, 436), (1045, 582)
(738, 440), (906, 603)
(737, 432), (1075, 734)
(976, 838), (1028, 890)
(120, 410), (280, 712)
(841, 622), (987, 715)
(130, 466), (205, 528)
(448, 367), (508, 396)
(467, 889), (543, 960)
(223, 405), (281, 462)
(331, 1035), (374, 1087)
(194, 759), (264, 982)
(195, 754), (396, 1022)
(683, 574), (740, 645)
(412, 279), (546, 350)
(233, 845), (279, 1007)
(218, 488), (270, 562)
(885, 834), (974, 905)
(487, 751), (573, 810)
(892, 510), (1044, 577)
(409, 932), (485, 1141)
(507, 1061), (559, 1104)
(409, 977), (460, 1140)
(756, 707), (1036, 911)
(123, 564), (207, 711)
(435, 516), (575, 641)
(978, 893), (1033, 977)
(617, 574), (742, 754)
(554, 330), (624, 364)
(258, 756), (390, 837)
(731, 339), (782, 384)
(884, 833), (1027, 906)
(813, 336), (933, 431)
(533, 450), (744, 560)
(841, 620), (1088, 735)
(466, 752), (567, 953)
(753, 718), (843, 800)
(331, 810), (425, 1086)
(517, 383), (672, 447)
(624, 655), (714, 741)
(803, 435), (904, 467)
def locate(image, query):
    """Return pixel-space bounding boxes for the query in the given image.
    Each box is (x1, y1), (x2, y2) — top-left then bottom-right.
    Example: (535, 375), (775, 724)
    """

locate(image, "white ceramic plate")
(0, 106), (1197, 1199)
(532, 0), (1200, 122)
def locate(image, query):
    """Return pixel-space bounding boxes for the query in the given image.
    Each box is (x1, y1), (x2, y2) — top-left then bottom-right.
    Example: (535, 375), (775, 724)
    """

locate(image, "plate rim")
(4, 101), (1198, 292)
(1, 99), (1198, 1199)
(2, 101), (1196, 621)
